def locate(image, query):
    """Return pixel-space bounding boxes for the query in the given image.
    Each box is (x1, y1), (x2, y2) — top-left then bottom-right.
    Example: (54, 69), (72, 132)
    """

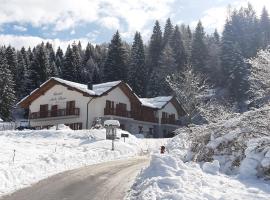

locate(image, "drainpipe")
(86, 97), (95, 129)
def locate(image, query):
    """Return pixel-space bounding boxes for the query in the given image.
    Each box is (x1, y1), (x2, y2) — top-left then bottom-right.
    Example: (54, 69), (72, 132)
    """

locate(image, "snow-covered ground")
(127, 154), (270, 200)
(0, 126), (167, 197)
(127, 106), (270, 200)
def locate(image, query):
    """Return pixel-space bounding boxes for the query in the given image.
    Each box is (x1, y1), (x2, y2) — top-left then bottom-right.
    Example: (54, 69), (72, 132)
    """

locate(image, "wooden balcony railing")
(30, 108), (80, 119)
(104, 108), (132, 118)
(161, 118), (178, 125)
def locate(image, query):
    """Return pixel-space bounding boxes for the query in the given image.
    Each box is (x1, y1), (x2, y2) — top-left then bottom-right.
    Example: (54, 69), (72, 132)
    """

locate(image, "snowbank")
(127, 154), (270, 200)
(127, 106), (270, 200)
(0, 128), (166, 196)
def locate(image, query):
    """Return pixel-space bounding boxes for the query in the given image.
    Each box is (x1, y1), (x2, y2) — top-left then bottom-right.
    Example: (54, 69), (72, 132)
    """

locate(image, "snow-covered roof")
(17, 77), (123, 107)
(139, 96), (174, 109)
(52, 77), (121, 96)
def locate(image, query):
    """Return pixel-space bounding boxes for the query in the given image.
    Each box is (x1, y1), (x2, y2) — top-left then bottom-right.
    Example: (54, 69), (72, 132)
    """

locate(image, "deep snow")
(0, 127), (167, 196)
(127, 106), (270, 200)
(127, 154), (270, 200)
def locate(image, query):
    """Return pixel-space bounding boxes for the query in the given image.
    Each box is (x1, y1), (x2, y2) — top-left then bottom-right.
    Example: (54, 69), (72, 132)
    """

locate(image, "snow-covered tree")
(128, 32), (147, 97)
(166, 65), (207, 123)
(248, 48), (270, 104)
(0, 48), (16, 120)
(103, 31), (128, 82)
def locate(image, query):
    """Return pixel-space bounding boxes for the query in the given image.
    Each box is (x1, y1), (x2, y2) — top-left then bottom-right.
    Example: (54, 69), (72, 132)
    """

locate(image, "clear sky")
(0, 0), (269, 49)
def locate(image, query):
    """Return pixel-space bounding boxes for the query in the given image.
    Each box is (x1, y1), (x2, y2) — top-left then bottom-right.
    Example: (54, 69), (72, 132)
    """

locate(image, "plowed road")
(1, 157), (149, 200)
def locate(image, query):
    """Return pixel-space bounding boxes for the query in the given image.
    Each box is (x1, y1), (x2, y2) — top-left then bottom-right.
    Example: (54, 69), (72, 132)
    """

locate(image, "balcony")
(30, 108), (80, 119)
(161, 118), (179, 125)
(104, 107), (132, 118)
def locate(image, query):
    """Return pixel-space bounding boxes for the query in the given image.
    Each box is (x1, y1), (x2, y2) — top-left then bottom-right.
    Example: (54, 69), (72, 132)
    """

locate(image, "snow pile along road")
(127, 106), (270, 200)
(0, 127), (166, 197)
(127, 154), (270, 200)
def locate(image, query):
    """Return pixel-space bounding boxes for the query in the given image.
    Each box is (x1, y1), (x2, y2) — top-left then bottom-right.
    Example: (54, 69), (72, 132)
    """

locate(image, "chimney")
(87, 82), (93, 90)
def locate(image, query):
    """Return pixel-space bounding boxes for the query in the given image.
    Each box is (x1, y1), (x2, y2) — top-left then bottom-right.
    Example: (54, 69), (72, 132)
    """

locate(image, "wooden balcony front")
(104, 107), (132, 118)
(161, 118), (178, 125)
(30, 108), (80, 119)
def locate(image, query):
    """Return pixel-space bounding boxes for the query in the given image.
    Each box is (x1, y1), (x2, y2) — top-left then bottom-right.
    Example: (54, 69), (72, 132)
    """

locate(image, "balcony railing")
(30, 108), (80, 119)
(104, 107), (132, 118)
(161, 118), (179, 125)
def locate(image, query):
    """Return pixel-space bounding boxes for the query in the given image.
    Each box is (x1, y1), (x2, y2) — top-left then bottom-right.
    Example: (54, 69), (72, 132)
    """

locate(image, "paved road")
(1, 157), (149, 200)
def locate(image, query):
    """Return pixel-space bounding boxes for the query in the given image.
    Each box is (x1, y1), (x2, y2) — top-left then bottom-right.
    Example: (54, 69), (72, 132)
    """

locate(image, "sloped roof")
(52, 77), (121, 96)
(17, 77), (123, 108)
(139, 96), (174, 109)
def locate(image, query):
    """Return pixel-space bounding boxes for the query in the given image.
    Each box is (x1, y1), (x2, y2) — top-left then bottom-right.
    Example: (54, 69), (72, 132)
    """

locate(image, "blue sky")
(0, 0), (269, 49)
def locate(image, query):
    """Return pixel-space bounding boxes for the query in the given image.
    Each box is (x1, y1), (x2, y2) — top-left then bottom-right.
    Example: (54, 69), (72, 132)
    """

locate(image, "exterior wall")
(87, 87), (131, 128)
(158, 102), (179, 123)
(29, 84), (89, 128)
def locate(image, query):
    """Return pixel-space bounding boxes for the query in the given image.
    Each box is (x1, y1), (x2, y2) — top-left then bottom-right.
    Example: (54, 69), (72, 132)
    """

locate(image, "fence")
(0, 122), (16, 131)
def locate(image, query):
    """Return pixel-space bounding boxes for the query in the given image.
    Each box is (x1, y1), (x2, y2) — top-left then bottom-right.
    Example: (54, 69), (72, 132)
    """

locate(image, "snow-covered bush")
(248, 48), (270, 107)
(173, 105), (270, 178)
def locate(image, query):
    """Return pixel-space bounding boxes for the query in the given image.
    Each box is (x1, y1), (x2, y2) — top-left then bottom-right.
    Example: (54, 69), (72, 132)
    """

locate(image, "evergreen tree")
(128, 32), (147, 97)
(170, 25), (186, 71)
(55, 47), (64, 76)
(191, 21), (208, 74)
(221, 19), (249, 104)
(71, 42), (83, 81)
(62, 45), (76, 81)
(103, 31), (128, 82)
(163, 18), (174, 48)
(81, 43), (95, 83)
(16, 51), (28, 99)
(0, 48), (16, 120)
(5, 46), (18, 94)
(260, 6), (270, 48)
(147, 20), (163, 75)
(27, 43), (50, 91)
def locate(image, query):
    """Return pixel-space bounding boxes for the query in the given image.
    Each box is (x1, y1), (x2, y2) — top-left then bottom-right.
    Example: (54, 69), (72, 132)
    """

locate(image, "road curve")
(0, 157), (149, 200)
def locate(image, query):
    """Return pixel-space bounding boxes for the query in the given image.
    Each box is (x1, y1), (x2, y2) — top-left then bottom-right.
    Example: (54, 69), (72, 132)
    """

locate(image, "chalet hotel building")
(18, 77), (186, 137)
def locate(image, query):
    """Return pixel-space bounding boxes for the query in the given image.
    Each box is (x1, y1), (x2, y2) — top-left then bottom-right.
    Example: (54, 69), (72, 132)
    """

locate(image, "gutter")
(86, 97), (95, 129)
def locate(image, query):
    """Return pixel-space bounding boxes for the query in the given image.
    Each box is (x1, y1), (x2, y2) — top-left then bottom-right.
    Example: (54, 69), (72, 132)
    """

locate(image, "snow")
(127, 153), (270, 200)
(202, 160), (220, 175)
(0, 118), (3, 122)
(104, 120), (120, 127)
(127, 106), (270, 200)
(139, 96), (173, 109)
(0, 128), (166, 197)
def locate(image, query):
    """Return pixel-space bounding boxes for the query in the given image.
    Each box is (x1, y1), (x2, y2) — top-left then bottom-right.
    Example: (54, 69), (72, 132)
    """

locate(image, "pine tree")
(81, 43), (95, 83)
(103, 31), (128, 82)
(55, 47), (64, 76)
(71, 42), (83, 81)
(170, 25), (186, 71)
(191, 21), (208, 74)
(163, 18), (174, 48)
(62, 45), (76, 81)
(221, 19), (249, 104)
(5, 46), (18, 95)
(147, 20), (163, 75)
(27, 43), (50, 91)
(128, 32), (147, 97)
(260, 6), (270, 48)
(0, 48), (16, 120)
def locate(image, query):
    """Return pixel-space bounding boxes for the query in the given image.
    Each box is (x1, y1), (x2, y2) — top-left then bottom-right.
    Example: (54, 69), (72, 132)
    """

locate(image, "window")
(40, 104), (48, 118)
(51, 105), (58, 117)
(66, 101), (75, 115)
